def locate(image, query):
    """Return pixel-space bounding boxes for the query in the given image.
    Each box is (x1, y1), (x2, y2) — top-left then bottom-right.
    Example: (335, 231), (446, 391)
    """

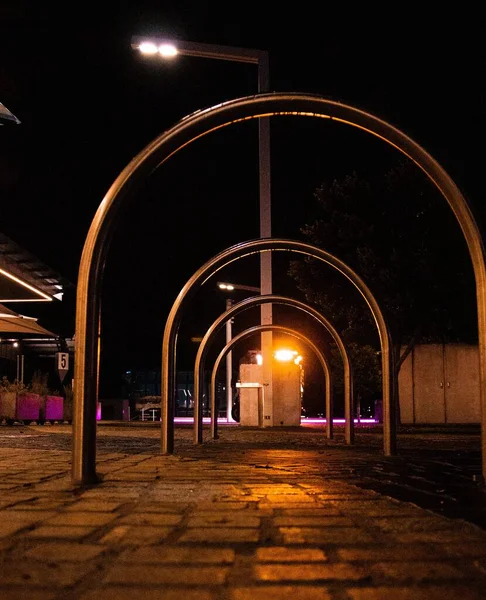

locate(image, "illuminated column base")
(261, 318), (273, 428)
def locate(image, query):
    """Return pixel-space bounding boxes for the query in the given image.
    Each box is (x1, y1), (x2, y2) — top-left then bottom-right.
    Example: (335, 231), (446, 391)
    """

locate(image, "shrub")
(0, 376), (29, 395)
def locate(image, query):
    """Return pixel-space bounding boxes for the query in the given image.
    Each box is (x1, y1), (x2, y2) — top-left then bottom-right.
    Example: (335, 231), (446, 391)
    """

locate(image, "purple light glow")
(172, 417), (378, 425)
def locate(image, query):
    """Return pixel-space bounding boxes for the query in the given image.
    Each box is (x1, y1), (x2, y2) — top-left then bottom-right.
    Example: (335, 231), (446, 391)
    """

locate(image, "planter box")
(45, 395), (63, 421)
(16, 393), (41, 421)
(0, 391), (17, 419)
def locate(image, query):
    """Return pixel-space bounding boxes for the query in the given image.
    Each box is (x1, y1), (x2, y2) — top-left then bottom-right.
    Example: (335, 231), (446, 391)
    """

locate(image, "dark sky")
(1, 3), (484, 395)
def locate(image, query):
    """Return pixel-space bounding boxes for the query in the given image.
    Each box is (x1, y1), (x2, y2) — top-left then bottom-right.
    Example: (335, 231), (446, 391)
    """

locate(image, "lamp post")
(131, 36), (274, 423)
(217, 281), (260, 422)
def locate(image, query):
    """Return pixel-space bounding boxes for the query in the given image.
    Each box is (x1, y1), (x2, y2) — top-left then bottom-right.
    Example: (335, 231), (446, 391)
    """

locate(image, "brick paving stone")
(103, 564), (230, 585)
(190, 502), (265, 512)
(64, 500), (125, 512)
(337, 543), (450, 562)
(98, 525), (131, 544)
(262, 495), (317, 503)
(121, 546), (235, 564)
(368, 559), (470, 581)
(78, 488), (148, 500)
(0, 509), (57, 523)
(25, 525), (98, 539)
(273, 516), (356, 527)
(230, 587), (332, 600)
(131, 502), (188, 513)
(276, 507), (343, 516)
(256, 547), (328, 562)
(1, 424), (486, 599)
(331, 500), (422, 514)
(346, 586), (486, 600)
(44, 511), (118, 526)
(0, 559), (96, 586)
(117, 513), (183, 526)
(364, 515), (465, 533)
(0, 521), (34, 538)
(279, 526), (377, 544)
(179, 527), (260, 543)
(254, 562), (370, 581)
(0, 538), (12, 552)
(472, 556), (486, 574)
(186, 514), (261, 527)
(0, 591), (56, 600)
(22, 542), (107, 561)
(392, 529), (486, 544)
(10, 499), (73, 511)
(259, 502), (322, 510)
(80, 587), (218, 600)
(442, 543), (486, 557)
(100, 525), (173, 545)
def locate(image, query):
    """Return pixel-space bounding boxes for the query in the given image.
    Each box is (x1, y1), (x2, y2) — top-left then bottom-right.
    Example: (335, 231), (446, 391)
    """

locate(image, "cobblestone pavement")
(0, 422), (486, 599)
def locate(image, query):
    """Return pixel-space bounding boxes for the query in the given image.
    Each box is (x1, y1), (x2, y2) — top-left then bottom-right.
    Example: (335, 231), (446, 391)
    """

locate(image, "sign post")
(56, 352), (69, 383)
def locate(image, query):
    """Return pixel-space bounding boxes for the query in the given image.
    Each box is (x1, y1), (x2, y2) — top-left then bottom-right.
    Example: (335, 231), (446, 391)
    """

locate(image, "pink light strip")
(172, 417), (378, 425)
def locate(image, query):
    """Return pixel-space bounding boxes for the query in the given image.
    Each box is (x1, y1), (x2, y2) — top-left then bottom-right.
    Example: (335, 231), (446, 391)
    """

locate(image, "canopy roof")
(0, 102), (20, 125)
(0, 303), (57, 336)
(0, 233), (70, 303)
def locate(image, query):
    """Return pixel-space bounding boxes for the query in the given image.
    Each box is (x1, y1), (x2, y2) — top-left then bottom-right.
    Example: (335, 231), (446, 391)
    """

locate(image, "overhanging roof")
(0, 233), (71, 302)
(0, 102), (20, 125)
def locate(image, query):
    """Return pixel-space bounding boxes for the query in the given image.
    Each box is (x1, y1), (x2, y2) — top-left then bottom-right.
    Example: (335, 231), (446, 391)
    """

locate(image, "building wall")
(399, 343), (480, 424)
(239, 364), (263, 426)
(273, 361), (301, 426)
(238, 361), (301, 427)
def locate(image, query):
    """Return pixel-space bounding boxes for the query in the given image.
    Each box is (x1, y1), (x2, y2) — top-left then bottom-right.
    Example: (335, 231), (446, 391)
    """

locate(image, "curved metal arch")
(195, 295), (349, 446)
(209, 324), (333, 441)
(196, 294), (349, 445)
(165, 241), (391, 456)
(73, 92), (486, 486)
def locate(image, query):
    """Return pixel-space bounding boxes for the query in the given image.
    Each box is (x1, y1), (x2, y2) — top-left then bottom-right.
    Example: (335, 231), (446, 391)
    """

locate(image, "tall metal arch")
(194, 294), (349, 445)
(209, 324), (333, 441)
(73, 92), (485, 486)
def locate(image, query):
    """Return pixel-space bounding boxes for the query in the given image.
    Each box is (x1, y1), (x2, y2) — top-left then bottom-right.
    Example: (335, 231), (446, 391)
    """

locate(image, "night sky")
(1, 3), (484, 396)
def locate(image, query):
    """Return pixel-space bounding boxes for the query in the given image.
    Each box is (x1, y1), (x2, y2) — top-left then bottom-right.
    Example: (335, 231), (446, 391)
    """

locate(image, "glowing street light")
(274, 349), (299, 362)
(132, 35), (274, 423)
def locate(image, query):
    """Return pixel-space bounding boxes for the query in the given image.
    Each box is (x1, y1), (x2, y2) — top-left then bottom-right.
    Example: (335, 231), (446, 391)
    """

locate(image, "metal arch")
(73, 92), (486, 486)
(195, 294), (350, 446)
(164, 242), (391, 456)
(209, 324), (333, 441)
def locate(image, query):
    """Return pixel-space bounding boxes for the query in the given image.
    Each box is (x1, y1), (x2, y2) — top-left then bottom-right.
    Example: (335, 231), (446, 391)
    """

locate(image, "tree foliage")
(289, 157), (476, 406)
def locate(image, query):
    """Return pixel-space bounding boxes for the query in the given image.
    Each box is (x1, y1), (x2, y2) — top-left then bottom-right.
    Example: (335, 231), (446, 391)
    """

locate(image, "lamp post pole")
(132, 37), (274, 424)
(218, 282), (261, 423)
(225, 297), (234, 421)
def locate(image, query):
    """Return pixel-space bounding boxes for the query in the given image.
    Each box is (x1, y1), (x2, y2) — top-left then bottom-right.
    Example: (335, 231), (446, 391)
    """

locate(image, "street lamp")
(217, 281), (260, 422)
(131, 36), (274, 423)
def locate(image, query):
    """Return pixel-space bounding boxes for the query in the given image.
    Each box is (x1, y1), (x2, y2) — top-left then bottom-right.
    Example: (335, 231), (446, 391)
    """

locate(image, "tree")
(288, 157), (476, 420)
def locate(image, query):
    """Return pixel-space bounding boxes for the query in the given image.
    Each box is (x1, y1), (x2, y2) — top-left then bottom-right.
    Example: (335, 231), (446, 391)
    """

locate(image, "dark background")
(1, 3), (484, 397)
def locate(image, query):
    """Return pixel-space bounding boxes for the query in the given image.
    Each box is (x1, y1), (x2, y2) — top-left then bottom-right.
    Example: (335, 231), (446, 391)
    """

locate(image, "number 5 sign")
(56, 352), (69, 382)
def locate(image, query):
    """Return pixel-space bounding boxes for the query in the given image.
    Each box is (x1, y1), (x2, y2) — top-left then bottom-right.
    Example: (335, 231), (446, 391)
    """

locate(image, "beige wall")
(239, 364), (263, 426)
(273, 361), (301, 426)
(399, 344), (480, 424)
(239, 361), (302, 427)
